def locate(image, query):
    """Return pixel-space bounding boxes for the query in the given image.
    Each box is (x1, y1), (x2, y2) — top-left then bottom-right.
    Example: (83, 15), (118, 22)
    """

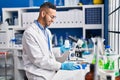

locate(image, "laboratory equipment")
(0, 20), (8, 30)
(67, 35), (93, 61)
(54, 0), (57, 5)
(67, 35), (83, 60)
(89, 37), (105, 80)
(85, 64), (94, 80)
(29, 0), (34, 7)
(60, 36), (93, 66)
(115, 75), (120, 80)
(92, 37), (119, 80)
(58, 0), (64, 6)
(5, 18), (13, 25)
(14, 16), (18, 25)
(58, 36), (63, 47)
(60, 33), (71, 53)
(105, 45), (113, 55)
(52, 34), (58, 47)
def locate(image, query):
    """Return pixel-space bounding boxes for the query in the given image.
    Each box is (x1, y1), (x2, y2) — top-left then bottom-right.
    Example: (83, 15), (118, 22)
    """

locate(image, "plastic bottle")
(59, 36), (63, 47)
(54, 34), (58, 47)
(0, 21), (8, 30)
(54, 0), (57, 6)
(105, 45), (113, 55)
(104, 45), (115, 70)
(60, 33), (70, 54)
(29, 0), (34, 7)
(14, 16), (18, 25)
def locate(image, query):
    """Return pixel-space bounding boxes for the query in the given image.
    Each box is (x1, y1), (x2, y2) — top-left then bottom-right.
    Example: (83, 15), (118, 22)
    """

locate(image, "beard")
(43, 16), (51, 27)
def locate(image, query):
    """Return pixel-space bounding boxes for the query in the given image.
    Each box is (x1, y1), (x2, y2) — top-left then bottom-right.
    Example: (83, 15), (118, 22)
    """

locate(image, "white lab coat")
(22, 23), (61, 80)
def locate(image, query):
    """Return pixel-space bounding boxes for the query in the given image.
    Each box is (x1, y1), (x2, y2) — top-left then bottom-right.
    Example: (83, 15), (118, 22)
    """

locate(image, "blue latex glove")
(60, 45), (70, 54)
(61, 62), (81, 70)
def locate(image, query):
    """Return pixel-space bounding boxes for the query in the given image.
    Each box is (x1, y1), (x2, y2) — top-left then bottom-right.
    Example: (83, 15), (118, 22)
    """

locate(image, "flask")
(85, 64), (94, 80)
(115, 76), (120, 80)
(64, 33), (70, 48)
(104, 45), (115, 70)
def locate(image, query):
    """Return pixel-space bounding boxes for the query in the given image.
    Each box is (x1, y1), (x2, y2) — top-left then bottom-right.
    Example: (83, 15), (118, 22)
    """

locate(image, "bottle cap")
(105, 45), (110, 49)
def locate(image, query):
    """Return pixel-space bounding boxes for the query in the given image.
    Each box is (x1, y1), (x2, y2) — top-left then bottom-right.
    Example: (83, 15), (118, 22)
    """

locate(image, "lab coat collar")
(34, 20), (48, 30)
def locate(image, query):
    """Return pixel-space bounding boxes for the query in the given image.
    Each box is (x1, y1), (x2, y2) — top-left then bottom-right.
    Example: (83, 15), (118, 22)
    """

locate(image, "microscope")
(68, 35), (89, 61)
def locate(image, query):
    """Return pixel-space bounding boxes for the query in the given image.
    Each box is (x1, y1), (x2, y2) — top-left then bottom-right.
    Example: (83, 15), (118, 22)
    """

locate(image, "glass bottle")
(59, 36), (63, 47)
(29, 0), (34, 7)
(58, 0), (63, 6)
(54, 0), (57, 6)
(85, 64), (94, 80)
(54, 34), (58, 47)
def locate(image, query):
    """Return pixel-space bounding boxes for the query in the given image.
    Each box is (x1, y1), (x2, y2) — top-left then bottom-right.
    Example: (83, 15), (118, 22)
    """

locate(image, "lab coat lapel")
(31, 23), (54, 58)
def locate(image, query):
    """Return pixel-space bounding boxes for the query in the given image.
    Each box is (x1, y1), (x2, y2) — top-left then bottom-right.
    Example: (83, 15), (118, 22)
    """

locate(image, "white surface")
(52, 70), (86, 80)
(99, 69), (115, 80)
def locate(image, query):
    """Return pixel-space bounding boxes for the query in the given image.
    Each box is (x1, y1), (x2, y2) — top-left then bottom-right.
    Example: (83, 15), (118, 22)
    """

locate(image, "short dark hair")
(40, 2), (56, 10)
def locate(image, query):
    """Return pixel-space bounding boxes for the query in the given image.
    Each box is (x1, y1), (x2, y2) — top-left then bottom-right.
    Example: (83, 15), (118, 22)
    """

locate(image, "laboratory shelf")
(0, 51), (14, 80)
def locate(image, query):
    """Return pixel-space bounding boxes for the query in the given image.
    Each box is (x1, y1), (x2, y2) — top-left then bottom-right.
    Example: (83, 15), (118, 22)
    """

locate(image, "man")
(22, 2), (80, 80)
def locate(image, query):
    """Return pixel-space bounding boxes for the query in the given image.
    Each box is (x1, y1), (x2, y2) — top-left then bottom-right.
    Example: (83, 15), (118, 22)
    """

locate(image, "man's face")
(43, 8), (56, 27)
